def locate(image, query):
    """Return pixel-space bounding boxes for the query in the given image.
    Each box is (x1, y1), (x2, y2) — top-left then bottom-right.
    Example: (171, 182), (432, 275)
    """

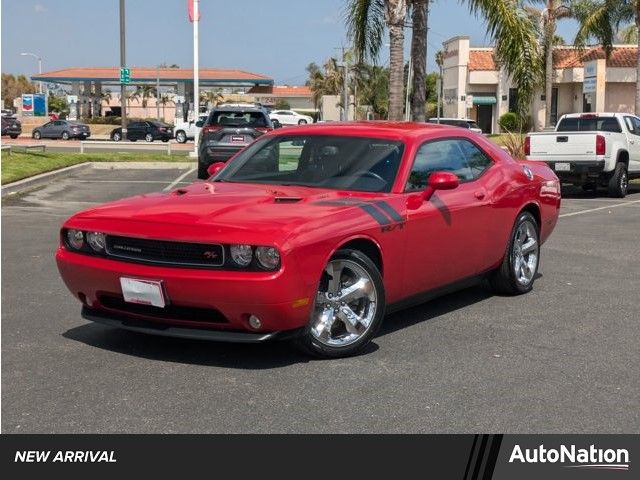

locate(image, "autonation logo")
(509, 444), (630, 471)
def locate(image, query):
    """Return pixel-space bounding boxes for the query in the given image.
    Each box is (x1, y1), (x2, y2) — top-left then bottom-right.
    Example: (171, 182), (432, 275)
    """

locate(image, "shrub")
(502, 132), (526, 160)
(499, 112), (519, 132)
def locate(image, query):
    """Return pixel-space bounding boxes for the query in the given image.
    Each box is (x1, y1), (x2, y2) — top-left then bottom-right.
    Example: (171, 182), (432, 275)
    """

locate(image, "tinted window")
(632, 117), (640, 135)
(210, 111), (268, 127)
(217, 135), (404, 193)
(557, 116), (622, 133)
(406, 139), (492, 191)
(128, 122), (142, 128)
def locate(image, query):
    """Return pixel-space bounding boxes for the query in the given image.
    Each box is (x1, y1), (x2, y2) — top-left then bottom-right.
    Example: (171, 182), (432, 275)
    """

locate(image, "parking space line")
(163, 167), (197, 191)
(560, 199), (640, 218)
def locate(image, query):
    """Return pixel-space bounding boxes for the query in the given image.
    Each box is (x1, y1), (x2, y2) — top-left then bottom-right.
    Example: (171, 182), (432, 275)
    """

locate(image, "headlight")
(255, 246), (280, 270)
(66, 229), (84, 250)
(230, 244), (253, 266)
(86, 232), (106, 252)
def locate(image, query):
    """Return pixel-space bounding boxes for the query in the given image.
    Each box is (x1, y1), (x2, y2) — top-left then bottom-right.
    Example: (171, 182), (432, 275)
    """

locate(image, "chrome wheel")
(512, 220), (539, 286)
(311, 259), (377, 347)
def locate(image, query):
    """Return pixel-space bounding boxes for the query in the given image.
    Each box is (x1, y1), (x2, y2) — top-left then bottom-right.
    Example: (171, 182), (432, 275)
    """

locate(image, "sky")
(1, 0), (581, 85)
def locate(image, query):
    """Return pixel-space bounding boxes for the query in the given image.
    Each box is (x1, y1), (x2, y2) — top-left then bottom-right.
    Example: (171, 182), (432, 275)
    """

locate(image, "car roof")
(428, 118), (475, 122)
(266, 121), (452, 140)
(212, 106), (266, 112)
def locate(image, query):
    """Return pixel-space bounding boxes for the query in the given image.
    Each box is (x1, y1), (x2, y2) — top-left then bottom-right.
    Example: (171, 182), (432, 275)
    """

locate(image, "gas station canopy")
(32, 67), (273, 88)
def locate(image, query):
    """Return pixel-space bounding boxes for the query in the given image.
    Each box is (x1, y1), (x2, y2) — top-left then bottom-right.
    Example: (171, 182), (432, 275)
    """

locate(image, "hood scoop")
(274, 197), (302, 203)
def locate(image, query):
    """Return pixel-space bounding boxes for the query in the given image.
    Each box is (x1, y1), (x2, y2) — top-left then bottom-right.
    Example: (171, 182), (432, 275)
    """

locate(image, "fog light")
(248, 315), (262, 330)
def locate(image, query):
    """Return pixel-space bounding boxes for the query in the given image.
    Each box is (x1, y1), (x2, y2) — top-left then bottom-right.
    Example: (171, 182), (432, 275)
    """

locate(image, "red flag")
(187, 0), (200, 22)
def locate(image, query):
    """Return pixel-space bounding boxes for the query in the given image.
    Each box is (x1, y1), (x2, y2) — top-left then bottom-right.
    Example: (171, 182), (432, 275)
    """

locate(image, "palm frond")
(345, 0), (386, 62)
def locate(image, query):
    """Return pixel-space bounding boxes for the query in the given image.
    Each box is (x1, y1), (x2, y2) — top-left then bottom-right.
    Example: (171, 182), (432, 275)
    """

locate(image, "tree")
(135, 85), (157, 109)
(347, 0), (407, 120)
(275, 99), (291, 109)
(305, 59), (344, 111)
(525, 1), (572, 127)
(200, 90), (224, 107)
(347, 0), (543, 121)
(618, 24), (638, 43)
(158, 93), (172, 120)
(573, 0), (639, 113)
(47, 93), (68, 115)
(1, 73), (37, 108)
(410, 0), (429, 121)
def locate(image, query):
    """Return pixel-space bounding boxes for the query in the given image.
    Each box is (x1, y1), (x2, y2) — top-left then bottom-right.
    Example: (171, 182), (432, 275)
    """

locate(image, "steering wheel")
(353, 170), (386, 184)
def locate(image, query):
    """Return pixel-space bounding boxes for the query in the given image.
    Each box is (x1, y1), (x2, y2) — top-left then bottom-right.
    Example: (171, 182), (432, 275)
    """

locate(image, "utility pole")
(192, 0), (200, 156)
(156, 65), (161, 120)
(336, 46), (350, 121)
(119, 0), (127, 141)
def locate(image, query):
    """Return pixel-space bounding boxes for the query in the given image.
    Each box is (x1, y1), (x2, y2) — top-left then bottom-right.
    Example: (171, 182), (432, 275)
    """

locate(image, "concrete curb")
(1, 161), (196, 198)
(2, 162), (94, 198)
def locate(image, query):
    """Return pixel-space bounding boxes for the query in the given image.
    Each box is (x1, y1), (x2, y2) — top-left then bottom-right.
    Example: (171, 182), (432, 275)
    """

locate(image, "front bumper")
(82, 307), (304, 342)
(56, 248), (315, 336)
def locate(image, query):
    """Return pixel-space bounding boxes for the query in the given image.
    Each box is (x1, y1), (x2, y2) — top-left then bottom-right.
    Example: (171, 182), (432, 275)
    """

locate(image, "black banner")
(0, 434), (636, 479)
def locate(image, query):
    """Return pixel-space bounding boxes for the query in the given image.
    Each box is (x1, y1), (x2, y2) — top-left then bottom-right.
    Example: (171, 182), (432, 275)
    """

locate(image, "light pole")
(119, 0), (127, 141)
(21, 52), (43, 94)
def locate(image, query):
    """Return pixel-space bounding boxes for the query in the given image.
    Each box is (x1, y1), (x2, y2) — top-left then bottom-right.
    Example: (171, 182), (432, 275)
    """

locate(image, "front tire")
(33, 131), (41, 140)
(9, 134), (18, 139)
(294, 249), (385, 358)
(489, 211), (540, 295)
(61, 131), (70, 140)
(607, 162), (628, 198)
(145, 133), (154, 142)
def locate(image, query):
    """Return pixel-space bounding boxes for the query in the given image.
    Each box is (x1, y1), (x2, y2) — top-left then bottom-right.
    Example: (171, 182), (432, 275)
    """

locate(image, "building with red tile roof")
(442, 36), (638, 133)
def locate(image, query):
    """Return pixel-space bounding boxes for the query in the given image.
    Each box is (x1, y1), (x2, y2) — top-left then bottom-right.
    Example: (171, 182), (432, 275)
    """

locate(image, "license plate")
(230, 135), (245, 143)
(120, 278), (165, 308)
(554, 162), (570, 172)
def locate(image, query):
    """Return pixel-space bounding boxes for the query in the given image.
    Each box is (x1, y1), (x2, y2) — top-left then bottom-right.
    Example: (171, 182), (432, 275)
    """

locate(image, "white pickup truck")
(173, 113), (208, 143)
(525, 113), (640, 197)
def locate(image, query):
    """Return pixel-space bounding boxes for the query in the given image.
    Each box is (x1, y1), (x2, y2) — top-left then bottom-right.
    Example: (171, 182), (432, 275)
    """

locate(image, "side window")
(405, 139), (492, 191)
(632, 117), (640, 136)
(624, 117), (636, 134)
(457, 139), (493, 178)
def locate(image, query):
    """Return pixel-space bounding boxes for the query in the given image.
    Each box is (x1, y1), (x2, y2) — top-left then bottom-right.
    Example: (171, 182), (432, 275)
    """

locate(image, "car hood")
(67, 181), (388, 246)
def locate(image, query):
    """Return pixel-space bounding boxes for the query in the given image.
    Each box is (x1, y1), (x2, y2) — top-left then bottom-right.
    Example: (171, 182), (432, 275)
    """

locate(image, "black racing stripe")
(359, 204), (391, 226)
(463, 435), (480, 480)
(373, 200), (404, 223)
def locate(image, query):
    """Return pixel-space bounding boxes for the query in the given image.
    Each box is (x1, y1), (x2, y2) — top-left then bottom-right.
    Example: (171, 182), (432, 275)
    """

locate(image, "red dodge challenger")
(56, 122), (561, 358)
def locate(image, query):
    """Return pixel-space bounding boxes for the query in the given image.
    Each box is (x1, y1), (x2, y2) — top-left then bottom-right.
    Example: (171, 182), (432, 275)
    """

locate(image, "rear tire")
(298, 119), (308, 125)
(112, 132), (121, 142)
(489, 211), (540, 295)
(176, 131), (187, 143)
(607, 162), (628, 198)
(9, 134), (18, 139)
(198, 163), (209, 179)
(293, 249), (385, 358)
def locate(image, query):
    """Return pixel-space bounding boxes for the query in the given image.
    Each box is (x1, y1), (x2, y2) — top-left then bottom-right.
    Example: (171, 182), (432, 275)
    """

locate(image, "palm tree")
(135, 85), (157, 109)
(573, 0), (639, 113)
(347, 0), (543, 121)
(347, 0), (407, 120)
(158, 93), (172, 120)
(200, 90), (224, 108)
(410, 0), (429, 121)
(618, 24), (638, 43)
(305, 58), (344, 112)
(525, 1), (573, 127)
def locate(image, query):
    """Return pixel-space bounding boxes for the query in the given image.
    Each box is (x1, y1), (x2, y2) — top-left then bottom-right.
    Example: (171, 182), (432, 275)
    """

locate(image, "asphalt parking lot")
(2, 167), (639, 433)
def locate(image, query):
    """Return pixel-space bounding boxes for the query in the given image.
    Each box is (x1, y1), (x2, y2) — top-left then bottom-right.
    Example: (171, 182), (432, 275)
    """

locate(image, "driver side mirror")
(407, 171), (459, 209)
(207, 162), (226, 177)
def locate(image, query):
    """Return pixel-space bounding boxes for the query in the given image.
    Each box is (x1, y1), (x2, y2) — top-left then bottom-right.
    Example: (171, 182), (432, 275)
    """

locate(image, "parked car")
(32, 120), (90, 140)
(56, 122), (560, 358)
(270, 110), (313, 126)
(174, 114), (208, 143)
(1, 116), (22, 139)
(427, 118), (483, 134)
(197, 106), (273, 179)
(111, 121), (173, 142)
(525, 112), (640, 197)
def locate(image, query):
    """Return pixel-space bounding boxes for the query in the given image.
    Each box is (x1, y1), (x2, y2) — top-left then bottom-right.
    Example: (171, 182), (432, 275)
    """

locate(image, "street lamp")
(21, 52), (43, 94)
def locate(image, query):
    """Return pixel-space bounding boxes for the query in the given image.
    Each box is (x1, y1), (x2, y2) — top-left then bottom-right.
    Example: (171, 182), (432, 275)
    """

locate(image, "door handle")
(474, 190), (486, 200)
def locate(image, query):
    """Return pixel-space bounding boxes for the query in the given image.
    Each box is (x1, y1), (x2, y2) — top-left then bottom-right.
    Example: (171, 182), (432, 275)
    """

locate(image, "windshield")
(557, 116), (622, 133)
(209, 110), (268, 128)
(215, 135), (404, 193)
